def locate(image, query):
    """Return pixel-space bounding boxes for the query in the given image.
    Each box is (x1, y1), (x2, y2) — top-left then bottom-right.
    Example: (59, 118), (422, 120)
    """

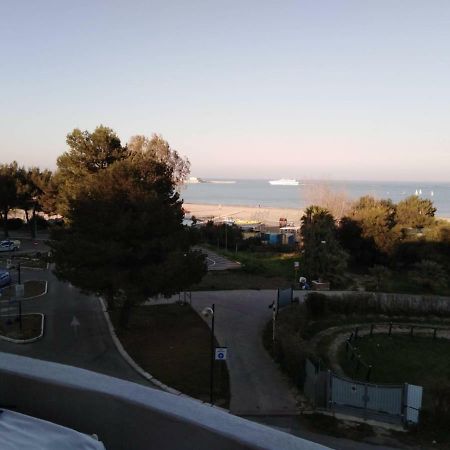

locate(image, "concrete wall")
(0, 352), (329, 450)
(304, 290), (450, 315)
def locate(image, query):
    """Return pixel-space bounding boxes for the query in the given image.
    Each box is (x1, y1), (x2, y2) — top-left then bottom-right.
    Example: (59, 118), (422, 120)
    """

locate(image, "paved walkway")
(195, 247), (242, 271)
(189, 290), (299, 415)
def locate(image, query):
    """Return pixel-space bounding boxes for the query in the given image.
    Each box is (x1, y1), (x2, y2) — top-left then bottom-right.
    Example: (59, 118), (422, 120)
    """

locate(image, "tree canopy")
(349, 196), (399, 254)
(0, 163), (19, 237)
(300, 205), (348, 284)
(50, 127), (205, 326)
(127, 134), (190, 185)
(54, 125), (128, 216)
(395, 195), (436, 230)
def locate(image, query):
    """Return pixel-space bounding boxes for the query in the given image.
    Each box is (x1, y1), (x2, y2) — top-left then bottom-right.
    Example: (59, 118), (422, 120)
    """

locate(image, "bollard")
(370, 324), (374, 336)
(410, 326), (414, 337)
(355, 327), (359, 339)
(433, 328), (437, 340)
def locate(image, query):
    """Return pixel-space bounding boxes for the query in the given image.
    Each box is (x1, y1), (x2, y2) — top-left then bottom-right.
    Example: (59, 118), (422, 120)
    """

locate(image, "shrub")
(263, 304), (312, 386)
(34, 216), (49, 229)
(409, 260), (448, 293)
(6, 218), (24, 230)
(305, 293), (328, 318)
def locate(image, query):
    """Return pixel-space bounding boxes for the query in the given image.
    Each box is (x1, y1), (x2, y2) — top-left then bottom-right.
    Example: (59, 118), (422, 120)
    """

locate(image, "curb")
(0, 313), (45, 344)
(97, 297), (230, 413)
(28, 280), (48, 299)
(0, 281), (48, 305)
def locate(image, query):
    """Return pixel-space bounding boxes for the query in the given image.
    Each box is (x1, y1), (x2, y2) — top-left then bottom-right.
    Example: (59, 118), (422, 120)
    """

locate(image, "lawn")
(193, 270), (290, 290)
(220, 248), (299, 279)
(338, 334), (450, 388)
(111, 304), (230, 407)
(193, 247), (299, 290)
(338, 333), (450, 446)
(0, 313), (43, 340)
(0, 280), (47, 300)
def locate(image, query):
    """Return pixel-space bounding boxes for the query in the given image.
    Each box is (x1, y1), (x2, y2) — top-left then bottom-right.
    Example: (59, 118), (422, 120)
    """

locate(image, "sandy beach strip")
(183, 203), (303, 227)
(184, 203), (450, 227)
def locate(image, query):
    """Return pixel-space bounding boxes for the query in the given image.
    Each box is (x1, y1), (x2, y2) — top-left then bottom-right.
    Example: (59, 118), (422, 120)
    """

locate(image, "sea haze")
(181, 180), (450, 217)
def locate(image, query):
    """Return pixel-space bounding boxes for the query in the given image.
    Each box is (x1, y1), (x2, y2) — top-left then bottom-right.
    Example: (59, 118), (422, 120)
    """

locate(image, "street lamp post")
(202, 304), (215, 405)
(210, 304), (215, 404)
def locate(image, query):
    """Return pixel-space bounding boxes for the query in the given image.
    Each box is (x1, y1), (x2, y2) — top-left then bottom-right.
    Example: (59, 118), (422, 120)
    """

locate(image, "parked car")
(0, 269), (11, 287)
(0, 240), (21, 252)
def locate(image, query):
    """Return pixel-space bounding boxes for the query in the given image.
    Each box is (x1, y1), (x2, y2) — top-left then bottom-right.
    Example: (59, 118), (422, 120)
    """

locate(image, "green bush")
(6, 218), (24, 230)
(305, 293), (328, 317)
(263, 304), (311, 387)
(409, 260), (448, 293)
(34, 216), (49, 229)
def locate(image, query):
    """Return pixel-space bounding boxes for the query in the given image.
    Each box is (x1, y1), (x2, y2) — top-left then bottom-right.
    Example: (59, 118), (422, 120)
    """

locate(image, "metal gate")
(303, 359), (423, 424)
(331, 375), (403, 418)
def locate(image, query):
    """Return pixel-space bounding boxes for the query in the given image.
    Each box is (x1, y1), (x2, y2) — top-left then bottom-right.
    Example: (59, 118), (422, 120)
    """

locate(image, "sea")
(180, 179), (450, 218)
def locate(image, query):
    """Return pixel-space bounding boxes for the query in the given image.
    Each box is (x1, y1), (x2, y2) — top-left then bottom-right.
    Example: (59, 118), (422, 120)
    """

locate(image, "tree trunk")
(2, 209), (8, 238)
(119, 297), (133, 330)
(25, 210), (32, 238)
(31, 205), (37, 239)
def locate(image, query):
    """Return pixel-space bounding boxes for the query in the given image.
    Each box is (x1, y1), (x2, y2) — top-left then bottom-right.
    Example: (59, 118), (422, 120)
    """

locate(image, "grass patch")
(111, 304), (230, 407)
(0, 280), (47, 300)
(0, 313), (42, 340)
(0, 253), (48, 270)
(338, 334), (450, 388)
(207, 246), (299, 277)
(338, 334), (450, 447)
(193, 270), (290, 290)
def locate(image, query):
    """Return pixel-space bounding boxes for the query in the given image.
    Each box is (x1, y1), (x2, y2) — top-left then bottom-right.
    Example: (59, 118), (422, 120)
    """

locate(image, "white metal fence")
(304, 359), (422, 425)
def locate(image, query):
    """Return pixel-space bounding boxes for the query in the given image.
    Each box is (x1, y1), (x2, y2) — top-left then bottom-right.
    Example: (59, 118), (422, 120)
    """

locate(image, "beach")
(183, 203), (303, 227)
(184, 202), (450, 227)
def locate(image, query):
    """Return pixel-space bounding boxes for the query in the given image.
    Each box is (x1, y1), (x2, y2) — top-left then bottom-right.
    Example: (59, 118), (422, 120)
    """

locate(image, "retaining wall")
(0, 352), (329, 450)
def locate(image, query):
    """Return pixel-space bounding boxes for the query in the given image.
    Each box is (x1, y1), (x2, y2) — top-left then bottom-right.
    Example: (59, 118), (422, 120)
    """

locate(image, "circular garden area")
(264, 292), (450, 449)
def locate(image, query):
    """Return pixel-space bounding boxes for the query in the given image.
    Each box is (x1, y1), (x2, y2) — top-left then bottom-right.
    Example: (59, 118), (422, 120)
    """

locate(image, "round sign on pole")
(215, 348), (228, 361)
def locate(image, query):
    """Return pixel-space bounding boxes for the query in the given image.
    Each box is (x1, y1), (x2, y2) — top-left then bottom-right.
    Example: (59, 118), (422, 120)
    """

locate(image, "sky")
(1, 1), (449, 182)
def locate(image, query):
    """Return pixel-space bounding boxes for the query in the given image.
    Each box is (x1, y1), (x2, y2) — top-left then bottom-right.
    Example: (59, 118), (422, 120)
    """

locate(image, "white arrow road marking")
(70, 316), (80, 336)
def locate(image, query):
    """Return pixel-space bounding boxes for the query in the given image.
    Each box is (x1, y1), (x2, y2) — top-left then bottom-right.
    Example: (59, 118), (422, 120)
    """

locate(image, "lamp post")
(202, 304), (215, 405)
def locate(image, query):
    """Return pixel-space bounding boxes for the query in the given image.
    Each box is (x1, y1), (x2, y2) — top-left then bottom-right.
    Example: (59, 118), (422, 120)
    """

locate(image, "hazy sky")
(1, 1), (449, 181)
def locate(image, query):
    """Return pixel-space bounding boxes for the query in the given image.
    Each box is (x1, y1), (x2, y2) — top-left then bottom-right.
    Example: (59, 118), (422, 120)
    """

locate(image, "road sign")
(215, 348), (228, 361)
(15, 284), (25, 298)
(294, 261), (299, 269)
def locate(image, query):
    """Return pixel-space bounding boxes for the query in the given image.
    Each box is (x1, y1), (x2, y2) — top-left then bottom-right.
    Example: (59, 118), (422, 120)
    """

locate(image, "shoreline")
(184, 203), (303, 227)
(183, 202), (450, 227)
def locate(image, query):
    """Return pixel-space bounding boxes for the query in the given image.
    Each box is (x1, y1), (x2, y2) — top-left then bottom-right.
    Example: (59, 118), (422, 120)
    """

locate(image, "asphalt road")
(0, 262), (155, 387)
(190, 290), (299, 415)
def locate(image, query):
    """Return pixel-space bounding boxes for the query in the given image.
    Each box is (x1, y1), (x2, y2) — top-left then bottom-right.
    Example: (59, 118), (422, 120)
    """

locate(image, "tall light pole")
(202, 304), (215, 405)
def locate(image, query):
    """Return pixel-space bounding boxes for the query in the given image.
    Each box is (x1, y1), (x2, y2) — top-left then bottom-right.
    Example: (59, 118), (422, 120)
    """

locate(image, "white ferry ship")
(269, 179), (299, 186)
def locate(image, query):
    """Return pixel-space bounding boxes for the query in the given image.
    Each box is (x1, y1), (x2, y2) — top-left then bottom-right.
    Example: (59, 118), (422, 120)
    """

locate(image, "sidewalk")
(147, 290), (299, 414)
